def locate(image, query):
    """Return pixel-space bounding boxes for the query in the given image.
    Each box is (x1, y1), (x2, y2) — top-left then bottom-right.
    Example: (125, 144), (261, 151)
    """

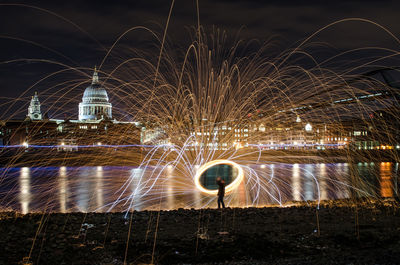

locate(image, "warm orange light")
(194, 159), (244, 195)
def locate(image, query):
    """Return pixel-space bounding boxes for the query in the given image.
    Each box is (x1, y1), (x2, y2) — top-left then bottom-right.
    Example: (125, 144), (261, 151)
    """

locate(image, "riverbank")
(1, 199), (399, 264)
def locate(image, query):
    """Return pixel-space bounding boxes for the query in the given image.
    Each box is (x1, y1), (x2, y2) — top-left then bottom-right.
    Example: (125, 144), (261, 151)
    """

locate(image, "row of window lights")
(210, 127), (250, 132)
(357, 146), (400, 150)
(21, 141), (103, 147)
(325, 137), (348, 141)
(79, 125), (98, 129)
(353, 131), (368, 136)
(190, 132), (351, 142)
(189, 143), (400, 150)
(59, 141), (102, 145)
(234, 134), (249, 137)
(200, 126), (254, 131)
(185, 125), (371, 138)
(192, 141), (247, 146)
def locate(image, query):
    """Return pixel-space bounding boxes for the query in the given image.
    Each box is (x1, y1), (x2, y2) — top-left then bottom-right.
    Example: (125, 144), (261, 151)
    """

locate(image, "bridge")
(274, 67), (400, 118)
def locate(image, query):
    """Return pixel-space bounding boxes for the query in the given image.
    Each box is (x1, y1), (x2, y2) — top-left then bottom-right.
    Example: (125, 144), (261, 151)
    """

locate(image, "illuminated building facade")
(141, 112), (400, 151)
(0, 68), (140, 149)
(27, 92), (42, 120)
(78, 68), (112, 121)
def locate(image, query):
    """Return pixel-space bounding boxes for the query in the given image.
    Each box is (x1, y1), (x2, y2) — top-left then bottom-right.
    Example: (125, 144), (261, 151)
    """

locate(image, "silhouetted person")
(216, 177), (225, 209)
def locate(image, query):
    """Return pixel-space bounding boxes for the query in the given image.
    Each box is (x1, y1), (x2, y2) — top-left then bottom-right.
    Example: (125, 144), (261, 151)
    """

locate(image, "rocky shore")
(1, 200), (400, 265)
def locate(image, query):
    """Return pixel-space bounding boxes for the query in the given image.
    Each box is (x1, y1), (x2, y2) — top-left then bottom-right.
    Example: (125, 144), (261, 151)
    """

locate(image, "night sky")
(0, 0), (400, 119)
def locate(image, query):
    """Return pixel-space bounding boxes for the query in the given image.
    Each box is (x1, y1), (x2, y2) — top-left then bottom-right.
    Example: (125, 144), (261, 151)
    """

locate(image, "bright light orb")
(194, 159), (244, 195)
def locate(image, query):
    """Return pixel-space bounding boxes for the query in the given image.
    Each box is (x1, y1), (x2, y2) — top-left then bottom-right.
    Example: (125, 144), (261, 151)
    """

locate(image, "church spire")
(27, 91), (42, 120)
(92, 66), (99, 84)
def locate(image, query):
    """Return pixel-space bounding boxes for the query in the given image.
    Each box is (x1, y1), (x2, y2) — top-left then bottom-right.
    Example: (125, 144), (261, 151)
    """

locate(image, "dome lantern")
(92, 66), (99, 85)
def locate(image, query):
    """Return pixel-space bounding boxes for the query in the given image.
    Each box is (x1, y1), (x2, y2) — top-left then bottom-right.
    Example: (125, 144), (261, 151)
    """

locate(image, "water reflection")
(59, 166), (67, 213)
(304, 164), (314, 201)
(395, 163), (399, 198)
(292, 164), (301, 201)
(77, 168), (90, 212)
(319, 164), (328, 200)
(337, 163), (350, 199)
(19, 167), (30, 214)
(129, 168), (144, 211)
(380, 162), (393, 198)
(96, 166), (103, 209)
(166, 165), (174, 209)
(1, 162), (398, 213)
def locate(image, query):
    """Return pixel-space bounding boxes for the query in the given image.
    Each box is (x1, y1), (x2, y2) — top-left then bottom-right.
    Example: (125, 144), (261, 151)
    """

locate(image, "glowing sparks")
(0, 12), (399, 214)
(194, 159), (244, 195)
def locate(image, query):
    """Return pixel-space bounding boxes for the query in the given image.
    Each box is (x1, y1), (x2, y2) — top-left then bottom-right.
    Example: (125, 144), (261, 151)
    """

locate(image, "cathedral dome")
(82, 83), (109, 104)
(78, 68), (112, 121)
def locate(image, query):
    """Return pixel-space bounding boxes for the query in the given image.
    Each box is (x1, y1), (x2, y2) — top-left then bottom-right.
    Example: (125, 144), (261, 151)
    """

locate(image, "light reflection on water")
(59, 166), (67, 213)
(0, 162), (398, 213)
(19, 167), (30, 214)
(319, 164), (328, 201)
(292, 164), (301, 201)
(380, 162), (393, 198)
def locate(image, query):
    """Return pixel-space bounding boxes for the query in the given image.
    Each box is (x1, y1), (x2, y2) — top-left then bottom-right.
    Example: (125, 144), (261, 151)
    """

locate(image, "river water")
(0, 162), (398, 213)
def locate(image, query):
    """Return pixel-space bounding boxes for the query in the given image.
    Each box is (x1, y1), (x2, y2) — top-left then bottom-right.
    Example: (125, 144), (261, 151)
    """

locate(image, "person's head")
(216, 176), (221, 182)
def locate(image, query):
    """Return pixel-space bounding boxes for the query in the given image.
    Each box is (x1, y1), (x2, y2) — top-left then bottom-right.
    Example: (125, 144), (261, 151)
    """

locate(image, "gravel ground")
(0, 199), (399, 265)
